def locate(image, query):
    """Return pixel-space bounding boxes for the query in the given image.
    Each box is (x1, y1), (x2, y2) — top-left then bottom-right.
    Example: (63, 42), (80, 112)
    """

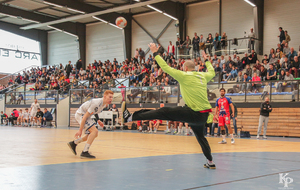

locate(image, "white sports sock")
(74, 137), (83, 144)
(208, 160), (214, 164)
(83, 144), (91, 152)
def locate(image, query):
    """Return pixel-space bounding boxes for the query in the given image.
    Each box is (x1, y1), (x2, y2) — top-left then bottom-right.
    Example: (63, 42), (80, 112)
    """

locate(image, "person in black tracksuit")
(257, 97), (272, 139)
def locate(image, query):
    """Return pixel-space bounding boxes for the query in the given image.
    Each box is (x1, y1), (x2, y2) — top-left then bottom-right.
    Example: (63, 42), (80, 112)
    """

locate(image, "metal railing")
(176, 37), (260, 59)
(5, 90), (60, 105)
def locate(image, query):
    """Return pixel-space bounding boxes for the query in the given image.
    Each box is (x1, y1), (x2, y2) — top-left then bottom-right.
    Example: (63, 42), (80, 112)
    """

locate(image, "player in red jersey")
(215, 88), (235, 144)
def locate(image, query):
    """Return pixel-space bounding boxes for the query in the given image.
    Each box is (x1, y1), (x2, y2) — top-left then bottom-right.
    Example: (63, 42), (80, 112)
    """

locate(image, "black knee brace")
(221, 130), (226, 135)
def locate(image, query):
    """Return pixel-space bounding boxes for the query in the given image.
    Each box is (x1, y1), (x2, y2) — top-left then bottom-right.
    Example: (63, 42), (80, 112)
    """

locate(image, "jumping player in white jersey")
(68, 90), (114, 158)
(29, 99), (40, 126)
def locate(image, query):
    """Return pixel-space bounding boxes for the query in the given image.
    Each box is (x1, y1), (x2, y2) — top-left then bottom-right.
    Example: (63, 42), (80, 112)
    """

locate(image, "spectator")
(261, 82), (270, 100)
(269, 53), (278, 65)
(213, 33), (221, 56)
(199, 34), (206, 54)
(260, 66), (268, 81)
(206, 33), (213, 56)
(225, 56), (235, 68)
(275, 48), (283, 59)
(221, 32), (227, 55)
(182, 36), (191, 56)
(1, 111), (8, 125)
(76, 59), (83, 71)
(257, 97), (272, 139)
(252, 72), (261, 93)
(248, 49), (257, 64)
(283, 43), (290, 55)
(240, 73), (252, 93)
(285, 30), (291, 44)
(41, 108), (53, 127)
(262, 59), (269, 70)
(139, 48), (145, 64)
(278, 27), (285, 43)
(284, 71), (296, 92)
(245, 64), (252, 77)
(288, 47), (297, 61)
(276, 70), (286, 92)
(267, 64), (277, 81)
(289, 56), (299, 78)
(226, 66), (237, 81)
(242, 53), (250, 69)
(192, 34), (200, 58)
(16, 92), (23, 104)
(248, 28), (256, 52)
(269, 48), (275, 60)
(65, 61), (72, 79)
(168, 41), (175, 55)
(212, 54), (219, 66)
(252, 66), (260, 77)
(176, 37), (184, 55)
(253, 60), (262, 71)
(262, 54), (269, 64)
(236, 56), (243, 71)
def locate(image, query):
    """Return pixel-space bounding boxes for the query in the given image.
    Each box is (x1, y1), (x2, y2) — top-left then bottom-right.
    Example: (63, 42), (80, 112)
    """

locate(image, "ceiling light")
(63, 31), (79, 38)
(0, 12), (17, 19)
(67, 8), (85, 14)
(92, 16), (108, 23)
(244, 0), (256, 7)
(109, 23), (123, 30)
(163, 13), (177, 20)
(22, 18), (40, 23)
(43, 1), (63, 8)
(134, 0), (140, 2)
(147, 5), (162, 13)
(47, 25), (62, 32)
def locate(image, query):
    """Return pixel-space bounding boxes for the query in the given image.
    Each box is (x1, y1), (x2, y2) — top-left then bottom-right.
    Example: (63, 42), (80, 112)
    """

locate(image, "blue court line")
(1, 152), (300, 190)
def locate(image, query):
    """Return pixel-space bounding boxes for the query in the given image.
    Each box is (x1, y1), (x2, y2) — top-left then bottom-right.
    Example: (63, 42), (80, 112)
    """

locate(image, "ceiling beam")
(21, 0), (167, 30)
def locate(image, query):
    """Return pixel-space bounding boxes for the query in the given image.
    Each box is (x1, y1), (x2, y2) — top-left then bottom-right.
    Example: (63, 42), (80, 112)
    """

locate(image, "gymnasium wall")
(132, 12), (177, 58)
(186, 0), (219, 39)
(263, 0), (300, 54)
(221, 0), (254, 40)
(186, 0), (254, 45)
(48, 31), (79, 66)
(86, 22), (125, 64)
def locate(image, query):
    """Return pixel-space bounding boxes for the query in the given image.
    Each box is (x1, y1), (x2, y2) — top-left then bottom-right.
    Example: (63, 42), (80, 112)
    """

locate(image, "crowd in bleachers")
(1, 26), (299, 104)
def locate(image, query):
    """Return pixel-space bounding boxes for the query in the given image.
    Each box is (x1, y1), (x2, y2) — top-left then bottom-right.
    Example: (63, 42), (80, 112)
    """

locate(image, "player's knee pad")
(221, 130), (226, 135)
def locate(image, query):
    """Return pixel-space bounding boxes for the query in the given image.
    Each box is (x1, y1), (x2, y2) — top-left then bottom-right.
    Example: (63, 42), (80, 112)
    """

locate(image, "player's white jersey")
(76, 98), (106, 116)
(18, 112), (23, 118)
(30, 103), (40, 112)
(23, 112), (30, 119)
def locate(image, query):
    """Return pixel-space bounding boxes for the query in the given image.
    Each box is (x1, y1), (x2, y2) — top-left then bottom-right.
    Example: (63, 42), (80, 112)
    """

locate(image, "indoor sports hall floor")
(0, 126), (299, 190)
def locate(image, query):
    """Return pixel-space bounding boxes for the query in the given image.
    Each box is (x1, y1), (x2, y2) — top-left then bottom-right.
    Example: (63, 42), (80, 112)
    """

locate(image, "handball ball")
(115, 17), (127, 28)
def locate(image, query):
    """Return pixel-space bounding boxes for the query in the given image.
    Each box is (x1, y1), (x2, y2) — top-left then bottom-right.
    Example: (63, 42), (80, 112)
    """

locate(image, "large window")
(0, 29), (41, 73)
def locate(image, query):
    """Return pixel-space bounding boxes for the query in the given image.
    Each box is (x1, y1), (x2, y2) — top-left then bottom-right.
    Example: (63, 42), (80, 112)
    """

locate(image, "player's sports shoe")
(204, 162), (216, 169)
(231, 138), (235, 144)
(122, 101), (132, 123)
(218, 140), (227, 144)
(80, 151), (96, 159)
(263, 136), (267, 139)
(67, 141), (77, 155)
